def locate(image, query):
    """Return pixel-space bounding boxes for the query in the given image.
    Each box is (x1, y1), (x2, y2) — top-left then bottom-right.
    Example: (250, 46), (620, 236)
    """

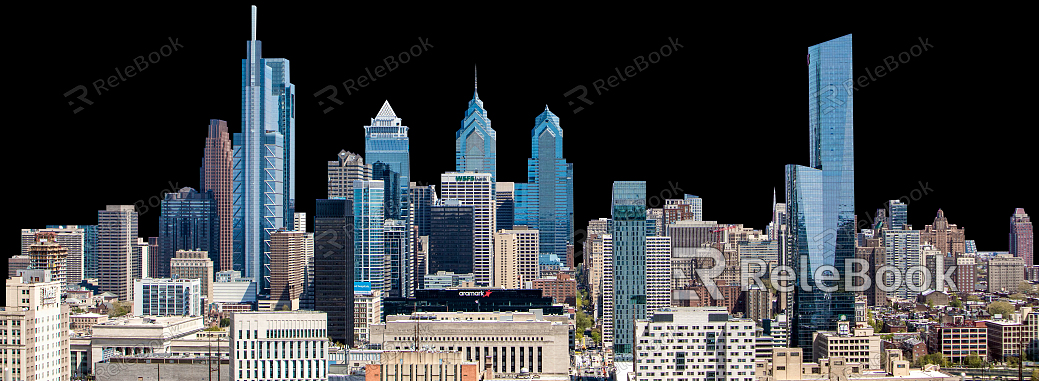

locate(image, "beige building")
(2, 271), (70, 381)
(27, 232), (69, 289)
(370, 310), (570, 378)
(365, 351), (481, 381)
(983, 306), (1039, 361)
(268, 230), (307, 310)
(354, 289), (382, 347)
(493, 227), (540, 289)
(763, 348), (958, 381)
(988, 253), (1024, 293)
(70, 313), (108, 333)
(170, 249), (215, 303)
(229, 311), (328, 381)
(811, 325), (882, 369)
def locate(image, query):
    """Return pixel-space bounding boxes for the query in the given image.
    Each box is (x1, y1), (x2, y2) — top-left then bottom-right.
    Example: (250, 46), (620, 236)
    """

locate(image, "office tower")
(202, 119), (233, 272)
(855, 234), (887, 307)
(98, 205), (138, 301)
(3, 271), (69, 381)
(919, 209), (966, 256)
(7, 255), (30, 277)
(495, 181), (515, 231)
(384, 219), (410, 298)
(293, 212), (307, 232)
(515, 107), (574, 258)
(27, 232), (68, 289)
(301, 231), (315, 310)
(427, 201), (475, 276)
(269, 230), (306, 310)
(364, 100), (410, 219)
(456, 67), (497, 182)
(610, 181), (647, 356)
(988, 254), (1025, 293)
(81, 224), (98, 280)
(1011, 208), (1033, 270)
(133, 277), (202, 316)
(646, 208), (664, 238)
(788, 33), (855, 359)
(131, 237), (150, 285)
(314, 198), (354, 346)
(230, 311), (329, 380)
(441, 172), (496, 286)
(22, 226), (85, 287)
(965, 239), (977, 254)
(233, 5), (294, 295)
(422, 271), (475, 289)
(585, 218), (611, 320)
(146, 236), (159, 280)
(170, 249), (215, 303)
(955, 256), (976, 292)
(493, 227), (540, 289)
(633, 307), (755, 381)
(327, 150), (371, 199)
(887, 199), (908, 229)
(645, 235), (672, 314)
(354, 180), (385, 291)
(158, 187), (218, 278)
(413, 234), (429, 291)
(883, 228), (922, 299)
(372, 162), (402, 220)
(408, 182), (437, 237)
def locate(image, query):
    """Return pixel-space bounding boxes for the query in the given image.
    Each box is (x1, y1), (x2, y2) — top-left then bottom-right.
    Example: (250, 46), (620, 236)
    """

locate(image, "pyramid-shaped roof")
(377, 100), (396, 118)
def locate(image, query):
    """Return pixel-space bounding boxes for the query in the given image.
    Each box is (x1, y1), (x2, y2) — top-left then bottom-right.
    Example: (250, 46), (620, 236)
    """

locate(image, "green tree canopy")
(987, 301), (1015, 317)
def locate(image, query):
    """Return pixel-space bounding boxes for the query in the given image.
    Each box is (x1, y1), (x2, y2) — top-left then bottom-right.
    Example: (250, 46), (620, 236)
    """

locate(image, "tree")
(1031, 368), (1039, 381)
(987, 301), (1015, 317)
(965, 353), (984, 368)
(220, 318), (231, 327)
(107, 301), (130, 317)
(1019, 281), (1035, 295)
(919, 353), (950, 368)
(949, 295), (962, 308)
(1012, 293), (1029, 300)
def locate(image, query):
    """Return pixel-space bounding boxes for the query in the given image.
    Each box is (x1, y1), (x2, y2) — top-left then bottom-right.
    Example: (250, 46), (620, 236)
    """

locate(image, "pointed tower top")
(545, 104), (550, 112)
(250, 5), (257, 41)
(377, 100), (396, 118)
(475, 65), (478, 90)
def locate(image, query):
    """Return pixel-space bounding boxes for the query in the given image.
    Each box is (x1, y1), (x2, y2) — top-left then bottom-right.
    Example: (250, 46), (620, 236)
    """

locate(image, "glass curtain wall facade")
(456, 68), (497, 182)
(610, 181), (647, 357)
(354, 180), (385, 292)
(515, 107), (574, 258)
(364, 101), (410, 220)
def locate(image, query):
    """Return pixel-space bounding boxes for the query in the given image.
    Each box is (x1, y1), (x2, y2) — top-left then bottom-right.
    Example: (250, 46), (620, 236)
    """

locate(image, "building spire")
(475, 65), (478, 90)
(250, 5), (257, 41)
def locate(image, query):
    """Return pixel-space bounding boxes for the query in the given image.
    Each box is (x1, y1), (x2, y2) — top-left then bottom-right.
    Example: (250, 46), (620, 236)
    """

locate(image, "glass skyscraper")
(456, 68), (497, 182)
(787, 34), (855, 358)
(354, 180), (385, 292)
(515, 107), (574, 258)
(158, 187), (219, 278)
(364, 101), (410, 219)
(232, 6), (294, 295)
(610, 181), (647, 356)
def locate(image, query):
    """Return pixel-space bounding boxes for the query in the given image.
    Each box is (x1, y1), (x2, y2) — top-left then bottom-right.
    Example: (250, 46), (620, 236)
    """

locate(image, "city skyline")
(14, 6), (1036, 282)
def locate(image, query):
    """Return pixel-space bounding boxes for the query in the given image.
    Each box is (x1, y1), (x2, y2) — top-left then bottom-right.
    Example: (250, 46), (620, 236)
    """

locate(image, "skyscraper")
(788, 34), (855, 358)
(22, 226), (84, 287)
(158, 187), (218, 278)
(384, 219), (410, 298)
(327, 150), (371, 199)
(314, 198), (354, 346)
(887, 199), (908, 229)
(98, 205), (139, 301)
(493, 227), (540, 289)
(495, 181), (515, 231)
(269, 230), (306, 310)
(202, 119), (233, 272)
(408, 182), (437, 238)
(233, 5), (294, 295)
(515, 107), (574, 258)
(610, 181), (647, 356)
(441, 172), (496, 286)
(919, 209), (966, 256)
(1011, 208), (1033, 269)
(364, 101), (410, 219)
(456, 67), (497, 181)
(427, 202), (475, 277)
(354, 180), (385, 292)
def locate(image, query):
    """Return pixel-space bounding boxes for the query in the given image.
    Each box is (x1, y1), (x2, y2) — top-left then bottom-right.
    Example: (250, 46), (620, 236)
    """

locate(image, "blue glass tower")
(232, 6), (292, 295)
(456, 67), (497, 182)
(159, 187), (218, 278)
(354, 180), (385, 292)
(364, 101), (410, 220)
(610, 181), (647, 356)
(788, 34), (855, 357)
(515, 106), (574, 257)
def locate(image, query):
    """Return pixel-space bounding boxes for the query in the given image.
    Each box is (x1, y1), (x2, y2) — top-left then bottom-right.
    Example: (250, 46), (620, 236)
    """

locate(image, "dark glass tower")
(427, 205), (475, 275)
(314, 199), (354, 346)
(158, 187), (218, 278)
(788, 34), (855, 358)
(610, 181), (647, 356)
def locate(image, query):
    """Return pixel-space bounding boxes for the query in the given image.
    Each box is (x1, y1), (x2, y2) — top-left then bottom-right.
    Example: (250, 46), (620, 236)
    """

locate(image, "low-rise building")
(365, 351), (480, 381)
(811, 325), (882, 369)
(926, 320), (988, 364)
(982, 306), (1039, 362)
(634, 307), (757, 381)
(230, 311), (329, 381)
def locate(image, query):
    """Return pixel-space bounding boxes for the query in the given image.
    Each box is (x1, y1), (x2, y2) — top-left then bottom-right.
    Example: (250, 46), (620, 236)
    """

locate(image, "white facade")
(214, 271), (258, 303)
(22, 227), (85, 287)
(493, 228), (539, 289)
(3, 271), (69, 381)
(646, 236), (672, 316)
(354, 290), (382, 346)
(133, 278), (202, 317)
(230, 311), (328, 381)
(440, 172), (495, 287)
(634, 307), (756, 381)
(601, 234), (614, 350)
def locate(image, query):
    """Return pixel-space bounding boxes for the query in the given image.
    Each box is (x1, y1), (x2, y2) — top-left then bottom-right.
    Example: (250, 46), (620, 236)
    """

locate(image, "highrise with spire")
(456, 67), (497, 181)
(232, 5), (295, 295)
(515, 106), (574, 258)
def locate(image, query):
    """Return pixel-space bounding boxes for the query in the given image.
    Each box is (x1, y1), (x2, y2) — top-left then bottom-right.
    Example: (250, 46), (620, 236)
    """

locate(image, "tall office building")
(645, 235), (672, 314)
(384, 219), (410, 298)
(493, 227), (540, 289)
(27, 232), (68, 290)
(22, 227), (84, 287)
(441, 172), (496, 286)
(269, 230), (306, 310)
(98, 205), (138, 301)
(81, 225), (98, 281)
(496, 181), (515, 231)
(888, 199), (908, 229)
(202, 119), (233, 272)
(230, 311), (329, 381)
(883, 228), (922, 299)
(1011, 208), (1033, 269)
(170, 249), (215, 303)
(372, 162), (402, 220)
(3, 271), (70, 381)
(327, 150), (371, 199)
(131, 237), (149, 282)
(354, 180), (385, 292)
(787, 34), (855, 359)
(158, 187), (218, 278)
(456, 67), (497, 181)
(314, 198), (354, 346)
(610, 181), (647, 356)
(364, 101), (410, 219)
(427, 201), (475, 276)
(233, 5), (294, 295)
(408, 182), (437, 237)
(515, 107), (574, 258)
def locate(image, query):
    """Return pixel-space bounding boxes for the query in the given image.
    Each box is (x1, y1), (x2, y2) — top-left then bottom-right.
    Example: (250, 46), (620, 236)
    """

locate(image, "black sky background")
(9, 5), (1034, 285)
